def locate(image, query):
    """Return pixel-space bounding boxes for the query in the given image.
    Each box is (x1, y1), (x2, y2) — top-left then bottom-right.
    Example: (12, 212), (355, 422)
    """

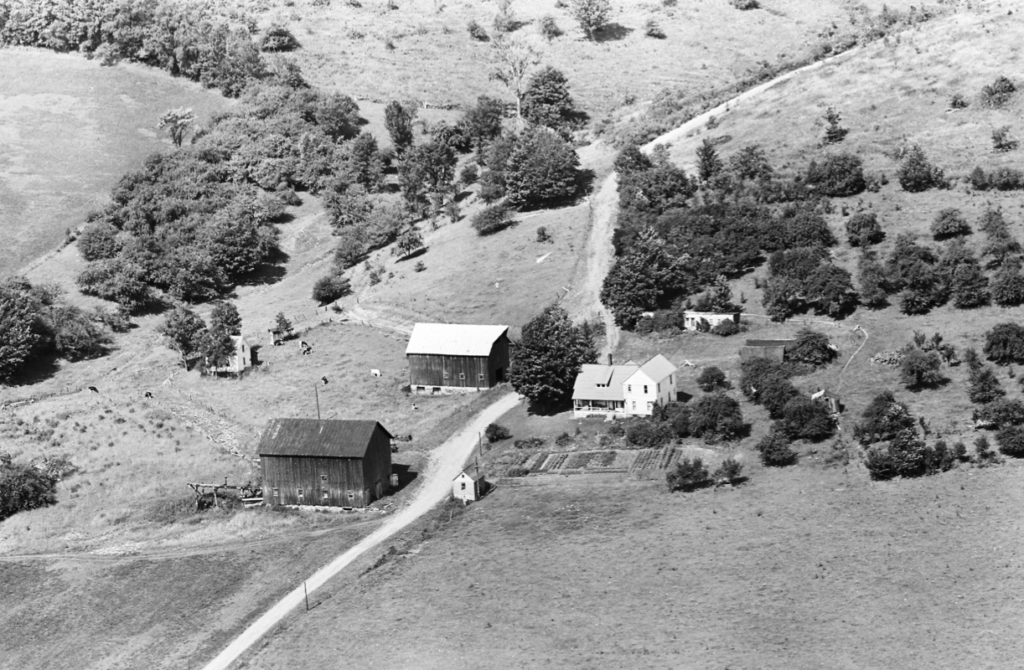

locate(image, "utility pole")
(304, 581), (309, 611)
(314, 383), (321, 420)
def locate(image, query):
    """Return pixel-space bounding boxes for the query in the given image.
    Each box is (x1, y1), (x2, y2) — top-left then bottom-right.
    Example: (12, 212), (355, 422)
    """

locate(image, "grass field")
(0, 48), (229, 275)
(245, 0), (926, 120)
(240, 460), (1024, 670)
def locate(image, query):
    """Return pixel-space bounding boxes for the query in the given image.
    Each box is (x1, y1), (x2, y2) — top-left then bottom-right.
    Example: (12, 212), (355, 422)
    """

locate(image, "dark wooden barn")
(258, 419), (392, 508)
(739, 338), (797, 363)
(406, 323), (510, 394)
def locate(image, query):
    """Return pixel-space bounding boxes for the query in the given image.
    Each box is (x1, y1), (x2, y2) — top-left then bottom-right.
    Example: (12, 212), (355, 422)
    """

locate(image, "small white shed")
(453, 469), (485, 502)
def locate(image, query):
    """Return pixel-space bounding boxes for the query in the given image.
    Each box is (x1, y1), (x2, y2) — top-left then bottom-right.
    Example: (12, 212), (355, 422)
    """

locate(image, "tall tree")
(158, 306), (207, 370)
(490, 34), (538, 121)
(384, 101), (415, 156)
(695, 139), (723, 184)
(209, 301), (242, 336)
(0, 282), (43, 382)
(601, 229), (684, 329)
(509, 305), (597, 408)
(461, 96), (507, 158)
(158, 107), (195, 147)
(570, 0), (612, 40)
(503, 127), (580, 209)
(521, 66), (583, 139)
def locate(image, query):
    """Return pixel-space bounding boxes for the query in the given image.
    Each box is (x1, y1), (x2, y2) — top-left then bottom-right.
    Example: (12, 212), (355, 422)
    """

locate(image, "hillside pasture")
(240, 461), (1024, 670)
(0, 48), (229, 275)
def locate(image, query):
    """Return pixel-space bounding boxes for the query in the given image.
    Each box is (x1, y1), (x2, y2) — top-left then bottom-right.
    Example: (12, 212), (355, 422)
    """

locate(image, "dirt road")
(572, 172), (621, 358)
(200, 391), (521, 670)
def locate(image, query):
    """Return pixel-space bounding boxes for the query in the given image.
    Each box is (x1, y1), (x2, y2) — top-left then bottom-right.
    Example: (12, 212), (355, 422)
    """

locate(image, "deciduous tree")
(509, 305), (597, 408)
(159, 306), (207, 369)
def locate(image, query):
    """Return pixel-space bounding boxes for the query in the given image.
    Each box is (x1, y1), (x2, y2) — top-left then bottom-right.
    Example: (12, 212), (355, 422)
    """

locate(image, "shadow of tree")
(594, 23), (633, 42)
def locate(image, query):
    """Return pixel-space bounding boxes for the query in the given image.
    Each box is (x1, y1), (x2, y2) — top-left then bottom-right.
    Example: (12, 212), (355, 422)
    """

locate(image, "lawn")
(238, 459), (1024, 670)
(0, 48), (229, 275)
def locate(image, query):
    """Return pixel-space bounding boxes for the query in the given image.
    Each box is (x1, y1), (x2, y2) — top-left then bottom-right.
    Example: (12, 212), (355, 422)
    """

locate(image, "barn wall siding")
(262, 455), (367, 507)
(408, 334), (510, 389)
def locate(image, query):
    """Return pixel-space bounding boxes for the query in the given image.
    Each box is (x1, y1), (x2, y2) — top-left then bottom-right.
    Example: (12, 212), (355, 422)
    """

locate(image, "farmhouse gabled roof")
(454, 469), (484, 482)
(572, 363), (639, 402)
(257, 419), (392, 458)
(635, 354), (677, 382)
(405, 323), (509, 357)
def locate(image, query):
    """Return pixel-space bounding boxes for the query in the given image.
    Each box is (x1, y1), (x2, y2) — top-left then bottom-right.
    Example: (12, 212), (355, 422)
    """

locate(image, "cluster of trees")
(0, 0), (270, 97)
(508, 305), (597, 409)
(898, 331), (955, 390)
(604, 140), (868, 329)
(157, 301), (244, 372)
(0, 277), (119, 383)
(666, 456), (743, 492)
(855, 391), (965, 479)
(0, 453), (59, 522)
(623, 391), (745, 447)
(858, 208), (1024, 315)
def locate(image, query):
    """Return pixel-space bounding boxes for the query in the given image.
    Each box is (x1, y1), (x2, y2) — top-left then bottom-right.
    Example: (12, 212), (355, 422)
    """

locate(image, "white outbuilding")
(453, 469), (485, 502)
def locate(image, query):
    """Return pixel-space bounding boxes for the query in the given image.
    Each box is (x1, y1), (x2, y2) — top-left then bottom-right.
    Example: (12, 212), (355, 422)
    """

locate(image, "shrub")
(899, 348), (944, 389)
(788, 328), (837, 366)
(514, 437), (545, 449)
(846, 212), (883, 247)
(485, 423), (512, 442)
(0, 458), (58, 522)
(536, 226), (551, 243)
(77, 221), (122, 261)
(822, 107), (848, 145)
(505, 465), (530, 477)
(968, 367), (1005, 404)
(897, 145), (945, 192)
(570, 0), (612, 40)
(780, 395), (835, 440)
(805, 153), (864, 196)
(739, 357), (790, 403)
(471, 203), (513, 235)
(312, 273), (351, 304)
(856, 391), (915, 444)
(974, 398), (1024, 428)
(981, 76), (1016, 109)
(555, 431), (573, 447)
(975, 435), (999, 464)
(950, 93), (969, 109)
(539, 15), (562, 39)
(644, 19), (665, 39)
(992, 126), (1018, 153)
(712, 458), (744, 485)
(992, 261), (1024, 306)
(930, 208), (971, 240)
(662, 402), (691, 437)
(710, 319), (739, 337)
(625, 420), (673, 448)
(984, 322), (1024, 365)
(260, 25), (300, 52)
(756, 428), (796, 467)
(730, 0), (759, 8)
(467, 20), (489, 40)
(459, 164), (479, 185)
(696, 366), (728, 392)
(689, 392), (745, 443)
(996, 425), (1024, 457)
(666, 458), (712, 492)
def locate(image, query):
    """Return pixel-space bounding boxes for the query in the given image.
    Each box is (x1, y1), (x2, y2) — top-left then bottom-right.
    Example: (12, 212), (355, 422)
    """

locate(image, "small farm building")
(406, 323), (510, 394)
(739, 339), (797, 363)
(453, 469), (485, 502)
(681, 311), (740, 331)
(811, 388), (843, 414)
(208, 335), (256, 375)
(258, 419), (392, 508)
(572, 354), (678, 418)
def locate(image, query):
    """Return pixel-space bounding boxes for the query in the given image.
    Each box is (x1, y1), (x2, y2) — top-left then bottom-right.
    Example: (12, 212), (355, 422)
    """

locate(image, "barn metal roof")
(257, 419), (392, 458)
(405, 323), (509, 357)
(743, 339), (796, 348)
(572, 363), (639, 402)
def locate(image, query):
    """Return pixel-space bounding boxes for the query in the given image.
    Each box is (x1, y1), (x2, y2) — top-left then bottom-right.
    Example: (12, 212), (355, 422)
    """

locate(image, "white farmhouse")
(572, 354), (678, 418)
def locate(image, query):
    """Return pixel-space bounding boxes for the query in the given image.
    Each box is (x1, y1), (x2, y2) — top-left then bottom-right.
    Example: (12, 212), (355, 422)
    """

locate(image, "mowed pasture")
(240, 463), (1024, 670)
(0, 48), (229, 274)
(245, 0), (925, 118)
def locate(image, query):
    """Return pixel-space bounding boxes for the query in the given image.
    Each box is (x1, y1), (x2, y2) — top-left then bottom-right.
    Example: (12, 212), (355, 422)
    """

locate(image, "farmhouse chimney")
(607, 353), (613, 366)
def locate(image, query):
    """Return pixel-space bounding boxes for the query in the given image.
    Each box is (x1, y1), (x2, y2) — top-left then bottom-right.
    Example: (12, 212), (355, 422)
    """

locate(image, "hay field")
(0, 48), (229, 275)
(240, 462), (1024, 670)
(244, 0), (925, 118)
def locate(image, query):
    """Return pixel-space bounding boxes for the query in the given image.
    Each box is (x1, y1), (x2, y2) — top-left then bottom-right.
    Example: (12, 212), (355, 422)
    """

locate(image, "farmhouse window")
(443, 371), (449, 379)
(631, 401), (636, 410)
(320, 474), (327, 483)
(272, 488), (279, 498)
(479, 374), (485, 383)
(459, 372), (465, 380)
(322, 491), (329, 500)
(643, 385), (648, 394)
(627, 384), (632, 392)
(297, 489), (304, 500)
(348, 491), (355, 501)
(461, 483), (466, 491)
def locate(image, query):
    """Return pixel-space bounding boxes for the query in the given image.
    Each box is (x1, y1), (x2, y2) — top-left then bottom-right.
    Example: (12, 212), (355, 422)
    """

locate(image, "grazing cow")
(321, 376), (329, 385)
(370, 369), (382, 377)
(411, 403), (418, 410)
(88, 386), (99, 393)
(144, 391), (153, 399)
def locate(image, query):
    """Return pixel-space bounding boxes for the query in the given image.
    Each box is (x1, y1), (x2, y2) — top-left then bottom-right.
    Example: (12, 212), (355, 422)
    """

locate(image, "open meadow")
(0, 48), (229, 275)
